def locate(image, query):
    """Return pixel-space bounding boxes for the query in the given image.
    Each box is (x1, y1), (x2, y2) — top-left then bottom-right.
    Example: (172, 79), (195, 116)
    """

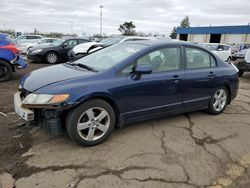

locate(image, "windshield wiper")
(66, 62), (98, 72)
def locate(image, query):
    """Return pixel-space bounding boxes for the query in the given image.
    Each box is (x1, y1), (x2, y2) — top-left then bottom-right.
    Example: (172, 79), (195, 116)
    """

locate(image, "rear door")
(182, 47), (218, 109)
(122, 46), (184, 121)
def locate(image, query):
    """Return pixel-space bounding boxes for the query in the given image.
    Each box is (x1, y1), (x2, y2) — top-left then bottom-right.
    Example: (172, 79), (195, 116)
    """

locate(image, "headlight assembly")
(22, 94), (69, 108)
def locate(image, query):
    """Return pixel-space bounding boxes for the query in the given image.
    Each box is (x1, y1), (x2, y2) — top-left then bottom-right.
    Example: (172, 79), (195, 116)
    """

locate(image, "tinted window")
(64, 40), (78, 47)
(135, 47), (181, 73)
(186, 48), (216, 69)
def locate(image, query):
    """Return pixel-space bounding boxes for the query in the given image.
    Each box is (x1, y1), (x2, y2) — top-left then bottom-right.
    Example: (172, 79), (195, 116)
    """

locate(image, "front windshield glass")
(51, 39), (65, 46)
(74, 43), (147, 71)
(100, 37), (123, 46)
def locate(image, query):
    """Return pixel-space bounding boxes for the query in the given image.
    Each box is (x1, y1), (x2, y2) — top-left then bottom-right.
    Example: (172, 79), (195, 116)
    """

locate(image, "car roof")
(122, 40), (202, 48)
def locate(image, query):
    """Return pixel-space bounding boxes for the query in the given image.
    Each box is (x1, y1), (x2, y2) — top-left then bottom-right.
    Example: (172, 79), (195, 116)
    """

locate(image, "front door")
(122, 47), (184, 121)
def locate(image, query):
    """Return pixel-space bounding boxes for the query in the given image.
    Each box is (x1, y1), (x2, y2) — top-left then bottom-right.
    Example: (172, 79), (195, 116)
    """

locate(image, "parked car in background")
(16, 35), (43, 45)
(27, 38), (90, 64)
(68, 36), (153, 61)
(199, 43), (232, 62)
(234, 47), (250, 77)
(231, 43), (250, 61)
(0, 33), (27, 81)
(18, 38), (58, 54)
(15, 41), (239, 146)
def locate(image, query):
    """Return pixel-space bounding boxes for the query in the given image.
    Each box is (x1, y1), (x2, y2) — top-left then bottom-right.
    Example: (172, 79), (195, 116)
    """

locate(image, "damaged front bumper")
(14, 92), (66, 135)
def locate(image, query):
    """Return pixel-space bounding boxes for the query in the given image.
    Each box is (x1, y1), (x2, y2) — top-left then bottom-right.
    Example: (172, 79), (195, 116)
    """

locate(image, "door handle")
(172, 75), (182, 83)
(208, 72), (217, 77)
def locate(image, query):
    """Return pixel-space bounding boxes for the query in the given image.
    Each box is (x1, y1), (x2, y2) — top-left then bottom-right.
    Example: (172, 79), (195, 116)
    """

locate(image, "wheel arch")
(221, 83), (231, 104)
(71, 94), (121, 127)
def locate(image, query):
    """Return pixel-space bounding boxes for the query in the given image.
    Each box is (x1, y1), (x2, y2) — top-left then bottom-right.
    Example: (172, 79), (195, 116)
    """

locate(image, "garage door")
(226, 34), (243, 44)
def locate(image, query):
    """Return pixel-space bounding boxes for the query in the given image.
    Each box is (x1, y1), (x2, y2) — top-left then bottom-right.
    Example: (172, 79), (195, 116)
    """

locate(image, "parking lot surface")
(0, 62), (250, 188)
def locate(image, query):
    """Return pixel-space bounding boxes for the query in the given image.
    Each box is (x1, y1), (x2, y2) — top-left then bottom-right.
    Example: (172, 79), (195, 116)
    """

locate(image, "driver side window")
(122, 47), (181, 74)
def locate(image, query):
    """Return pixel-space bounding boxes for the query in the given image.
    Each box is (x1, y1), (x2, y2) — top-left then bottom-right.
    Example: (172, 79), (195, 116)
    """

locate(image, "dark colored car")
(14, 41), (239, 146)
(27, 38), (90, 64)
(0, 33), (27, 81)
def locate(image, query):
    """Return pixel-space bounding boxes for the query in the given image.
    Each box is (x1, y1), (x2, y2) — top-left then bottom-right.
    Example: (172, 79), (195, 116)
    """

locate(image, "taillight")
(0, 44), (19, 54)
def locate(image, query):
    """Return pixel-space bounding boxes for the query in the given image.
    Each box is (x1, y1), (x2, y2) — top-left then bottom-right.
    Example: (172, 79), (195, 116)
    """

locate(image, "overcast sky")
(1, 0), (250, 36)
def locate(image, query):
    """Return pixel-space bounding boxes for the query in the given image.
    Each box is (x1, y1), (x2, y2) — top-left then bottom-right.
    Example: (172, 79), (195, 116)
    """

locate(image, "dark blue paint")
(177, 25), (250, 34)
(20, 41), (239, 124)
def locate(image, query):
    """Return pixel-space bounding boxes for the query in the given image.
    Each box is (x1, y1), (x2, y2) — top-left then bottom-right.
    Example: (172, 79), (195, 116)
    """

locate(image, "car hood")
(20, 64), (95, 92)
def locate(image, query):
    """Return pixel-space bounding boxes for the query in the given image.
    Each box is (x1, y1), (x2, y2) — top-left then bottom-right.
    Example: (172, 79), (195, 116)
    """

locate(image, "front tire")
(0, 61), (13, 81)
(207, 86), (228, 115)
(66, 99), (116, 146)
(46, 52), (58, 64)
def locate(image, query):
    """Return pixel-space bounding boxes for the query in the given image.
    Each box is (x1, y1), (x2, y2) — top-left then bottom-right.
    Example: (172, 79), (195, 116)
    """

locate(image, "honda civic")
(14, 41), (239, 146)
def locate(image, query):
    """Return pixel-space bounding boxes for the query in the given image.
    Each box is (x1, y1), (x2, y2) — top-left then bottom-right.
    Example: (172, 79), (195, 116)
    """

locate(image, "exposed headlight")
(31, 49), (43, 54)
(22, 94), (69, 107)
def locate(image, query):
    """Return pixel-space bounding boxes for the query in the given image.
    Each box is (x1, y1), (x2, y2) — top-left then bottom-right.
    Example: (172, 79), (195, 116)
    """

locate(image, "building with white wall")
(176, 25), (250, 44)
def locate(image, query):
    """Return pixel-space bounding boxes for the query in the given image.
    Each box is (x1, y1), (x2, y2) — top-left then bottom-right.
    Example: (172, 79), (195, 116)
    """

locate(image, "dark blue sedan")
(14, 41), (239, 146)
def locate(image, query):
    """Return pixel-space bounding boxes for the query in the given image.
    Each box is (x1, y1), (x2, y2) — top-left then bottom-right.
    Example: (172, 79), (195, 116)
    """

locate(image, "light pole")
(100, 5), (103, 37)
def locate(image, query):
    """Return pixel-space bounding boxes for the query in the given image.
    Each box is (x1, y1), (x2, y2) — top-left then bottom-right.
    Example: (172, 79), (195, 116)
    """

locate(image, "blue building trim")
(176, 25), (250, 34)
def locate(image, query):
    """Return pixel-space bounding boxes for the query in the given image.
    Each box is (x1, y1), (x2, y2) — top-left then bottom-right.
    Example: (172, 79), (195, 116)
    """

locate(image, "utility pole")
(100, 5), (103, 37)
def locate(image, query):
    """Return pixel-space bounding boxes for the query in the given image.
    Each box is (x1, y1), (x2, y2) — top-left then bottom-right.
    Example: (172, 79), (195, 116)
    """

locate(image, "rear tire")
(207, 86), (228, 115)
(0, 61), (13, 81)
(66, 99), (116, 146)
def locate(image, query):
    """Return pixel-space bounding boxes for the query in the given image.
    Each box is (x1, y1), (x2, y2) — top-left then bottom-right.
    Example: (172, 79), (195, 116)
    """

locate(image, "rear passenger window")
(185, 48), (216, 69)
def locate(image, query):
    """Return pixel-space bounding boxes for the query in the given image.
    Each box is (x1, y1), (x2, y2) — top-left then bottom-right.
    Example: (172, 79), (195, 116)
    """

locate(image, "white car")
(68, 36), (155, 61)
(199, 43), (232, 62)
(18, 38), (58, 54)
(16, 35), (43, 45)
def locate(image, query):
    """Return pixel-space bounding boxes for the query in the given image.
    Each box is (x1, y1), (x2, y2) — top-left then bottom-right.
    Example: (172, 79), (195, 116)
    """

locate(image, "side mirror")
(131, 65), (152, 80)
(134, 65), (152, 75)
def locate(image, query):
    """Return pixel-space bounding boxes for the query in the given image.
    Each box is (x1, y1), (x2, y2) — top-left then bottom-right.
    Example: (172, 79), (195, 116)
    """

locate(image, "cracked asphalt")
(0, 63), (250, 188)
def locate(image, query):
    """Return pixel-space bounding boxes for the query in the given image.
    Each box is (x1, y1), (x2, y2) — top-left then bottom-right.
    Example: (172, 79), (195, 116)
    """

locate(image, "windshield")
(51, 39), (65, 46)
(100, 37), (123, 46)
(74, 43), (147, 71)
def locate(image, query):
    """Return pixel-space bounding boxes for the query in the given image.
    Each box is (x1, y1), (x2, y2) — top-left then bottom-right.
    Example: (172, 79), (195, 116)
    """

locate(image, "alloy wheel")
(77, 107), (110, 141)
(213, 89), (227, 112)
(47, 53), (57, 64)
